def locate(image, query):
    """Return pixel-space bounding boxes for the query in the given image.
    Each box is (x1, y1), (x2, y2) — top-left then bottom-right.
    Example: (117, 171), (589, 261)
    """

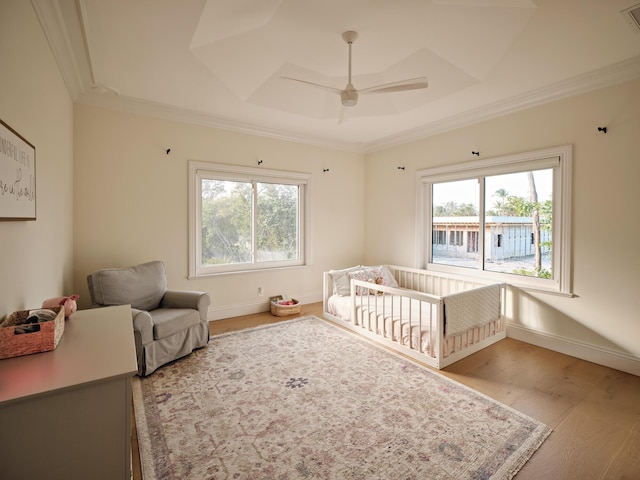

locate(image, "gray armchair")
(87, 260), (210, 376)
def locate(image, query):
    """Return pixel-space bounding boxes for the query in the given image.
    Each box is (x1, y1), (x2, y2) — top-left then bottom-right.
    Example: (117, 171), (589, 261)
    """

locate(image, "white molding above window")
(415, 145), (573, 295)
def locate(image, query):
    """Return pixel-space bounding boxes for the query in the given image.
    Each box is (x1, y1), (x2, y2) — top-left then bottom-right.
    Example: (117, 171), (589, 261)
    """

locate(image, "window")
(416, 145), (572, 295)
(432, 179), (479, 268)
(433, 230), (447, 245)
(450, 231), (463, 246)
(189, 161), (311, 276)
(467, 231), (478, 253)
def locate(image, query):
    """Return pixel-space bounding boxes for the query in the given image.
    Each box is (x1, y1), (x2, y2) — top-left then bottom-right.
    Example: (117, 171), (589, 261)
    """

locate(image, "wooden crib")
(323, 265), (506, 369)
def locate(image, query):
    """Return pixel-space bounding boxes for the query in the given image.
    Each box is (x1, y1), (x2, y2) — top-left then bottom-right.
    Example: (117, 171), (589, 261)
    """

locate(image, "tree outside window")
(419, 145), (572, 295)
(190, 161), (309, 276)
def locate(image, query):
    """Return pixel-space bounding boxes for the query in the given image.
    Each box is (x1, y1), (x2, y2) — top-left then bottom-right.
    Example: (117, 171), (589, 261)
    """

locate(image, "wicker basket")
(0, 306), (65, 359)
(270, 299), (301, 317)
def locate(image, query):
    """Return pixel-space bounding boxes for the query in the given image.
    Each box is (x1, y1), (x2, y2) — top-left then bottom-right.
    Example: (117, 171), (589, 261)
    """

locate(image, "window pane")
(432, 179), (479, 268)
(200, 179), (252, 266)
(256, 183), (300, 262)
(484, 170), (553, 278)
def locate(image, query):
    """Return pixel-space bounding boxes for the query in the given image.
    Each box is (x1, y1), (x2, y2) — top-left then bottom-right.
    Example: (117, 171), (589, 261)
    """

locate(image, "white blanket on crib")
(443, 283), (500, 337)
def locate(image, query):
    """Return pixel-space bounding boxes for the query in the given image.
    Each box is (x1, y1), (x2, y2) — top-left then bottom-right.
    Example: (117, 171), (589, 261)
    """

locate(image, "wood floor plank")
(601, 417), (640, 480)
(517, 385), (639, 479)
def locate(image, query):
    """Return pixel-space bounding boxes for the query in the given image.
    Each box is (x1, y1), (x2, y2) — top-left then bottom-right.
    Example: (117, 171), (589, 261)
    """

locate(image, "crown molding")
(31, 0), (85, 101)
(77, 55), (640, 155)
(75, 92), (366, 154)
(365, 55), (640, 152)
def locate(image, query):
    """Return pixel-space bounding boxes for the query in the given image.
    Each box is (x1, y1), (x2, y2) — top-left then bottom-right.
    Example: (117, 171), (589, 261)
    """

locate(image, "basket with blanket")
(0, 306), (65, 359)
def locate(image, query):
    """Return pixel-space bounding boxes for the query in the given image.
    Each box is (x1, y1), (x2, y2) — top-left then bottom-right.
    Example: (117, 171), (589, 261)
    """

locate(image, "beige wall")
(365, 78), (640, 370)
(0, 1), (74, 317)
(73, 105), (365, 317)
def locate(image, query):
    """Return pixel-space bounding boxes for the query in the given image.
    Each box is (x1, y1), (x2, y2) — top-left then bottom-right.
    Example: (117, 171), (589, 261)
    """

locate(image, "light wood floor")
(132, 303), (640, 479)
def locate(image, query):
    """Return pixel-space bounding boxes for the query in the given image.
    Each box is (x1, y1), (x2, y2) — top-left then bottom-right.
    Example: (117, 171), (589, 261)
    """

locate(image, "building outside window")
(417, 145), (572, 294)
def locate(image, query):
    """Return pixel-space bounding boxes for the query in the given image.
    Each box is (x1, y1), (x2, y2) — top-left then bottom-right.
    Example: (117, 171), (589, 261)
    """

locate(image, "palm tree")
(502, 174), (549, 277)
(527, 172), (542, 272)
(492, 188), (509, 215)
(492, 188), (519, 216)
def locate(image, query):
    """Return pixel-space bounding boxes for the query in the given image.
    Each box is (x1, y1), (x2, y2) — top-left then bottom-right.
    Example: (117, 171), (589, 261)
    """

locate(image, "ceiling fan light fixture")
(341, 89), (358, 107)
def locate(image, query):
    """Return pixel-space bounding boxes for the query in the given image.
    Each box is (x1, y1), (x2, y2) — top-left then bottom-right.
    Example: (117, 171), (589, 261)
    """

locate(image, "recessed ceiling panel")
(250, 48), (478, 120)
(189, 0), (535, 110)
(190, 0), (284, 47)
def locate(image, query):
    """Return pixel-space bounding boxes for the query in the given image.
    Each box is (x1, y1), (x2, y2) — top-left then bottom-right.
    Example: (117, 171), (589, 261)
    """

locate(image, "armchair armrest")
(131, 308), (153, 345)
(161, 290), (211, 322)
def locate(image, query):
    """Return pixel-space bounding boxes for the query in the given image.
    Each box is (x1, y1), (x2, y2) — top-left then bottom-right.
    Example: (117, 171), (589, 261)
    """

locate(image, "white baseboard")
(507, 323), (640, 377)
(208, 292), (323, 321)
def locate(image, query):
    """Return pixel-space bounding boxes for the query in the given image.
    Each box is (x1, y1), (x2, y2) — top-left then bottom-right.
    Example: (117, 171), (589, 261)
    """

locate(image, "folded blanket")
(443, 284), (500, 337)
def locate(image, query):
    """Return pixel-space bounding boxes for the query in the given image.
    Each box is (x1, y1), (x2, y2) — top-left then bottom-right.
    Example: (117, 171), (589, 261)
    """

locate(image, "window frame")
(189, 161), (311, 277)
(415, 145), (573, 295)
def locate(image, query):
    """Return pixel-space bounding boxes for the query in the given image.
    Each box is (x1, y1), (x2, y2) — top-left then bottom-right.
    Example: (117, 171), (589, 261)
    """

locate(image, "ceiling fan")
(282, 31), (428, 108)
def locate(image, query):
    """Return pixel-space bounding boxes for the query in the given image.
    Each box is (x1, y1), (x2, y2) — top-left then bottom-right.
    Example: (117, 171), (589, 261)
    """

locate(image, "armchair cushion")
(151, 308), (200, 340)
(88, 261), (167, 311)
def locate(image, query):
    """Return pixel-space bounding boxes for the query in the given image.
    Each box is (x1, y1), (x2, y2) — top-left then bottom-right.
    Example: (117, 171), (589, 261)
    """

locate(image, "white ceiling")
(34, 0), (640, 152)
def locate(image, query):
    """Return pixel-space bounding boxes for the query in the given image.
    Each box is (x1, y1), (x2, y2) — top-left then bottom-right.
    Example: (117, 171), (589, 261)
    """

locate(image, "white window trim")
(415, 145), (573, 296)
(188, 161), (312, 278)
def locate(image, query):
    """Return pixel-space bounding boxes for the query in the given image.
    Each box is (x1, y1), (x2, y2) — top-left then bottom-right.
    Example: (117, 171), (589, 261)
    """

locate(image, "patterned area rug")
(133, 316), (551, 479)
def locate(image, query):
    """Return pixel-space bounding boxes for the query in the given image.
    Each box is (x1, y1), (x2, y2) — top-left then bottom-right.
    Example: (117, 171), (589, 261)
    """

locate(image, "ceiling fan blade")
(338, 105), (349, 125)
(358, 76), (428, 95)
(280, 76), (342, 94)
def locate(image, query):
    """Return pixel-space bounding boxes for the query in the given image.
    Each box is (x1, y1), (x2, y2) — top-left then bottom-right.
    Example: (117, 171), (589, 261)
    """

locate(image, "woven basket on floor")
(270, 299), (301, 316)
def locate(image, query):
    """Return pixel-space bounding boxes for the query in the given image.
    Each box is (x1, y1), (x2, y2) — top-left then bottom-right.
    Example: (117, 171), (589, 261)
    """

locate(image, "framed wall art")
(0, 119), (36, 220)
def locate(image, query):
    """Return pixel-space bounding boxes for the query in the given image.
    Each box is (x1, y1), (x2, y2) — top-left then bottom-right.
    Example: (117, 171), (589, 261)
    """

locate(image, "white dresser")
(0, 305), (137, 480)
